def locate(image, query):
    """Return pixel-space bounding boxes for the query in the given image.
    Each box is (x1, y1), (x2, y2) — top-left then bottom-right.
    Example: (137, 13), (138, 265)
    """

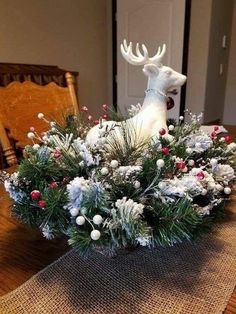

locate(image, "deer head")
(121, 40), (186, 95)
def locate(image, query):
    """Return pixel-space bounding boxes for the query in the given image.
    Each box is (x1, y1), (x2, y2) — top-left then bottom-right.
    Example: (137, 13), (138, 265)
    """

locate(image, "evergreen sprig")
(151, 198), (203, 246)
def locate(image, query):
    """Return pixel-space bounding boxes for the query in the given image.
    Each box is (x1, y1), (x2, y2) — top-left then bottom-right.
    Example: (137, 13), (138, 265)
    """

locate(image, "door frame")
(180, 0), (192, 116)
(112, 0), (192, 115)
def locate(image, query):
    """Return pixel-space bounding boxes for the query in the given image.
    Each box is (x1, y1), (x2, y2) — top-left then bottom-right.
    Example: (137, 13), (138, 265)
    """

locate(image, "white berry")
(179, 116), (184, 121)
(93, 215), (103, 225)
(188, 159), (195, 166)
(70, 207), (79, 217)
(216, 184), (223, 191)
(158, 182), (166, 189)
(224, 187), (231, 195)
(186, 148), (192, 154)
(27, 132), (35, 139)
(134, 180), (141, 189)
(210, 158), (218, 166)
(33, 144), (40, 150)
(90, 230), (101, 240)
(101, 167), (109, 175)
(156, 159), (165, 169)
(38, 113), (44, 119)
(110, 160), (119, 168)
(168, 125), (175, 131)
(76, 216), (85, 225)
(201, 189), (207, 195)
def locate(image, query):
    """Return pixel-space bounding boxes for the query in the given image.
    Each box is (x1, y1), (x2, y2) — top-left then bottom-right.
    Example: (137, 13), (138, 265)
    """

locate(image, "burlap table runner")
(0, 210), (236, 314)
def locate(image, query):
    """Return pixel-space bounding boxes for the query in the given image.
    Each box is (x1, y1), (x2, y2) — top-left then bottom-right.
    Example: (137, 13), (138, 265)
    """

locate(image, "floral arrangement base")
(1, 108), (235, 256)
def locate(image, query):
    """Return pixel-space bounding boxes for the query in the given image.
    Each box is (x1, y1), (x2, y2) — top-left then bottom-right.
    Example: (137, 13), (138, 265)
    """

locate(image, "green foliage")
(151, 198), (203, 246)
(107, 106), (124, 122)
(40, 186), (70, 232)
(106, 121), (148, 165)
(12, 199), (41, 227)
(18, 149), (59, 187)
(104, 211), (150, 250)
(67, 227), (94, 256)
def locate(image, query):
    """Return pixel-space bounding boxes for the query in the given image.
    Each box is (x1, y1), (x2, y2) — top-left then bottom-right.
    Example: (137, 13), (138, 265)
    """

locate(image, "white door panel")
(117, 0), (185, 118)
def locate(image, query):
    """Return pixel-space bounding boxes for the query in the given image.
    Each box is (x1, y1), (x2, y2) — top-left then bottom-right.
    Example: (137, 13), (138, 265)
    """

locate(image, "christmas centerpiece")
(1, 40), (235, 256)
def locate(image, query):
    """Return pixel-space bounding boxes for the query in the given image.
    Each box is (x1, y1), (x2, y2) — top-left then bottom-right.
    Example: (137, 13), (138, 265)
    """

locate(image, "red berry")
(81, 106), (88, 112)
(224, 135), (232, 144)
(161, 147), (170, 155)
(94, 119), (100, 125)
(53, 150), (61, 158)
(159, 128), (166, 136)
(103, 114), (108, 120)
(63, 177), (70, 185)
(211, 131), (217, 139)
(176, 161), (186, 170)
(214, 126), (219, 131)
(102, 104), (108, 111)
(196, 171), (205, 180)
(49, 182), (58, 189)
(30, 190), (41, 200)
(38, 200), (46, 208)
(87, 115), (93, 121)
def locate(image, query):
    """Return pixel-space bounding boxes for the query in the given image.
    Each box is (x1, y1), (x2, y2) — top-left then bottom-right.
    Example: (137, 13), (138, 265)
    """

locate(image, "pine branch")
(151, 198), (203, 246)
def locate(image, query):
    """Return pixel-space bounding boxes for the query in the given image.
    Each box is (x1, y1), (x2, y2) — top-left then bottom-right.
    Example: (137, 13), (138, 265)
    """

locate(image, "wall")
(204, 0), (234, 123)
(0, 0), (112, 117)
(185, 0), (212, 119)
(223, 1), (236, 125)
(185, 0), (234, 123)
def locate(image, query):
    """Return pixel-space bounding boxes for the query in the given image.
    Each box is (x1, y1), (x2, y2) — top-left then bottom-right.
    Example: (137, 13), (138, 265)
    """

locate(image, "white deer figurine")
(86, 40), (186, 146)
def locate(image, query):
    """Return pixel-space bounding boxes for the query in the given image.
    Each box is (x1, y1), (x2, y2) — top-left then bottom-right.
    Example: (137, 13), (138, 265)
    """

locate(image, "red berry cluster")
(161, 147), (170, 155)
(211, 126), (219, 139)
(81, 104), (110, 124)
(224, 135), (232, 144)
(30, 181), (59, 209)
(176, 161), (186, 170)
(53, 149), (62, 159)
(159, 128), (166, 136)
(196, 171), (205, 180)
(49, 182), (58, 189)
(30, 190), (46, 209)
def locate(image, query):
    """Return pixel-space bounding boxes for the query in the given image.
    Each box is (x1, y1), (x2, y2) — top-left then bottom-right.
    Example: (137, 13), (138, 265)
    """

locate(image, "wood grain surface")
(0, 81), (74, 148)
(0, 125), (235, 313)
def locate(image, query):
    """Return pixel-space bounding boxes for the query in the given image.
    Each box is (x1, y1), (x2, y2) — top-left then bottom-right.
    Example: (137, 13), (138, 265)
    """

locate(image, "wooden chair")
(0, 72), (79, 166)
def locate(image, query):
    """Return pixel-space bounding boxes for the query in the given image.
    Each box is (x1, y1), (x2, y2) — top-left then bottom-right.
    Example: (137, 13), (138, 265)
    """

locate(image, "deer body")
(86, 40), (186, 146)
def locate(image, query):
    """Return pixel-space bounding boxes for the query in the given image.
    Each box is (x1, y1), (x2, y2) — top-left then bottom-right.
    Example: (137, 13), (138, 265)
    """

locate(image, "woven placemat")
(0, 211), (236, 314)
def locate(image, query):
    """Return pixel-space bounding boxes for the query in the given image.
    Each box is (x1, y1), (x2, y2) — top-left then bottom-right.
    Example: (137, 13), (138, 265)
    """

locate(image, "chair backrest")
(0, 72), (79, 165)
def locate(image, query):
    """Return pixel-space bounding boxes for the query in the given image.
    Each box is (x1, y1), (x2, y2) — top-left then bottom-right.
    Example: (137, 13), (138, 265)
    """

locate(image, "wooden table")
(0, 126), (236, 313)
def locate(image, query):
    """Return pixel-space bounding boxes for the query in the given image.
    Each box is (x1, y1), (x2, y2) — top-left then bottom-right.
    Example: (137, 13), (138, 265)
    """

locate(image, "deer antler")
(120, 40), (166, 66)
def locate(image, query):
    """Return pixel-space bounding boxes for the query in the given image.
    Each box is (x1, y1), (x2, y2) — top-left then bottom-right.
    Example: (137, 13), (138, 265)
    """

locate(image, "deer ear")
(143, 64), (159, 76)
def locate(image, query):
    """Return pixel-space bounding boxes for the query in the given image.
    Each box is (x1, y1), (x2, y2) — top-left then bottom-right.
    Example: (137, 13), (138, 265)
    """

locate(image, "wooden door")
(117, 0), (186, 118)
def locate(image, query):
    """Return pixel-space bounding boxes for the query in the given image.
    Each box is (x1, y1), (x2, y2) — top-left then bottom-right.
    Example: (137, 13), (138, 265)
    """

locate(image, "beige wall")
(185, 0), (212, 120)
(204, 0), (234, 123)
(186, 0), (234, 123)
(223, 1), (236, 125)
(0, 0), (112, 117)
